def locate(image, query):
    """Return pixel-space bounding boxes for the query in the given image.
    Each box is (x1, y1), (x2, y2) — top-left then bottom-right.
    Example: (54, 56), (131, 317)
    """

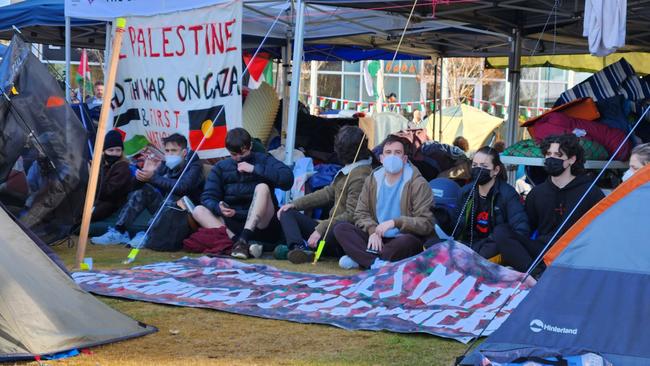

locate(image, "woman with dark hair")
(427, 146), (530, 262)
(276, 126), (374, 264)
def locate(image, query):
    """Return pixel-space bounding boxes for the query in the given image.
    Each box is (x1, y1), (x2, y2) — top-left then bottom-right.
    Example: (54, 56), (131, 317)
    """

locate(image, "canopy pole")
(376, 60), (384, 113)
(431, 57), (438, 140)
(438, 57), (444, 141)
(65, 16), (71, 102)
(75, 18), (127, 269)
(506, 28), (522, 184)
(284, 0), (305, 167)
(104, 22), (112, 82)
(280, 44), (291, 145)
(309, 61), (318, 113)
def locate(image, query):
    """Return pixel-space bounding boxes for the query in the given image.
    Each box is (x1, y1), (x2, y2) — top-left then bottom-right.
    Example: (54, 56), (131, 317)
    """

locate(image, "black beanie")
(104, 130), (124, 151)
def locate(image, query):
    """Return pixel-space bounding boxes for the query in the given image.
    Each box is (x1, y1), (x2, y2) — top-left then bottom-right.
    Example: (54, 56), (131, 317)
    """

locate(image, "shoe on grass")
(338, 255), (360, 270)
(249, 242), (263, 259)
(231, 240), (250, 259)
(91, 227), (130, 245)
(127, 231), (147, 248)
(273, 244), (289, 260)
(287, 243), (314, 264)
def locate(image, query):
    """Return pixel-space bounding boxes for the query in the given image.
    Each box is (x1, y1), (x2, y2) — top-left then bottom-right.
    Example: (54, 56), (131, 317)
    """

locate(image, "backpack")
(143, 205), (191, 252)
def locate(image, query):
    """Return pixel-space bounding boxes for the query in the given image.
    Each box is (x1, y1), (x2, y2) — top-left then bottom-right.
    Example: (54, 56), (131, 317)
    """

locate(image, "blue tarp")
(0, 0), (102, 29)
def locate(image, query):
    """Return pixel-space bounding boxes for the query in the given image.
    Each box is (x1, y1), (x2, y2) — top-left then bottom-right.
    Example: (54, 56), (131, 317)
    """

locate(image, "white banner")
(112, 2), (242, 158)
(64, 0), (232, 20)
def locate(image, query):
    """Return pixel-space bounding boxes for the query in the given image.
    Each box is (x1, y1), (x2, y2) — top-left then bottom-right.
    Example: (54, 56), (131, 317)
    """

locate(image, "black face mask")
(471, 167), (493, 185)
(544, 157), (567, 177)
(104, 154), (120, 166)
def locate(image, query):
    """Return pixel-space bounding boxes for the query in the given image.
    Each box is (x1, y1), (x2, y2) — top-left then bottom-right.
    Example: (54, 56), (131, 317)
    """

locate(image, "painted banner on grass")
(73, 241), (534, 343)
(112, 2), (242, 158)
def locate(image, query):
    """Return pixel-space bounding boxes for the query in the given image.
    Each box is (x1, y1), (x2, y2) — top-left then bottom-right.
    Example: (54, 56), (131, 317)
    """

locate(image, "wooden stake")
(75, 18), (127, 269)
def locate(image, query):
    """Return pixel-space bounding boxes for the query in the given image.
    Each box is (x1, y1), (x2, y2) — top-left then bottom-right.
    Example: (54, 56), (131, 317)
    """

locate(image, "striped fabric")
(556, 58), (650, 106)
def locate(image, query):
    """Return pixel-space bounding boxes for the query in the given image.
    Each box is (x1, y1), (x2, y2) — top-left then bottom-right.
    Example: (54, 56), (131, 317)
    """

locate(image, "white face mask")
(382, 154), (404, 174)
(622, 169), (634, 182)
(165, 155), (183, 170)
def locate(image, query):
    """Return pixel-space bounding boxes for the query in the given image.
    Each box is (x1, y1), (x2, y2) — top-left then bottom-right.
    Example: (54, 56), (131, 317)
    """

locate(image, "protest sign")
(111, 2), (242, 158)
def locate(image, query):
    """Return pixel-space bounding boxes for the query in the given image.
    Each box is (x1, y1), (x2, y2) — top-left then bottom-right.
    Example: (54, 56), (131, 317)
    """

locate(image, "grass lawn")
(42, 240), (471, 366)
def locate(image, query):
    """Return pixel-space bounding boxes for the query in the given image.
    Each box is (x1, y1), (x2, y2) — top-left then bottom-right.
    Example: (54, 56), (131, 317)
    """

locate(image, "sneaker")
(249, 242), (263, 259)
(338, 255), (360, 270)
(288, 248), (314, 264)
(127, 231), (147, 249)
(231, 240), (250, 259)
(273, 244), (289, 260)
(370, 258), (388, 270)
(91, 227), (130, 245)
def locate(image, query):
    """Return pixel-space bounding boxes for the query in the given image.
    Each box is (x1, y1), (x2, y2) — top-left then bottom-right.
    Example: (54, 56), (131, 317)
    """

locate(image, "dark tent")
(0, 35), (89, 243)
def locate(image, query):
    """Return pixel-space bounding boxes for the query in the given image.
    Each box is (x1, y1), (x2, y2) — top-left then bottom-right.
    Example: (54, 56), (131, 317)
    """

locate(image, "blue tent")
(463, 165), (650, 365)
(0, 0), (105, 48)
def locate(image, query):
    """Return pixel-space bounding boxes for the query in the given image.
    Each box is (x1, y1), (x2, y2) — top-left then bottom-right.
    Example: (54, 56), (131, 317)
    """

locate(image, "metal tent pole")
(438, 57), (444, 141)
(431, 57), (438, 140)
(284, 0), (305, 167)
(505, 28), (522, 184)
(65, 16), (71, 102)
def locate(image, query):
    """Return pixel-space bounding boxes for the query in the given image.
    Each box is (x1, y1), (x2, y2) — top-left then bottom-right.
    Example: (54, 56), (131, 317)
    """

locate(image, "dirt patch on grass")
(36, 240), (467, 366)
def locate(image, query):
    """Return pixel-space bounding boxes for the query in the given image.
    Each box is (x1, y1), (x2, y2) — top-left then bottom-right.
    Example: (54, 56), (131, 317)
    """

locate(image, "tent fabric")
(0, 0), (441, 59)
(463, 165), (650, 366)
(555, 58), (650, 106)
(486, 53), (650, 76)
(0, 35), (90, 244)
(428, 104), (503, 151)
(0, 207), (155, 361)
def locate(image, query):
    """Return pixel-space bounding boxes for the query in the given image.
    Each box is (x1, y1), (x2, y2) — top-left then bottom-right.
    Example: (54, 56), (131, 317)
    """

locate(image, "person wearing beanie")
(91, 130), (133, 221)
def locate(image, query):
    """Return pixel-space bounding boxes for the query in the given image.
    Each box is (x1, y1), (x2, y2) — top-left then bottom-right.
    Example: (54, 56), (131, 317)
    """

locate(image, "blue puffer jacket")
(454, 178), (530, 241)
(137, 151), (205, 203)
(201, 152), (293, 220)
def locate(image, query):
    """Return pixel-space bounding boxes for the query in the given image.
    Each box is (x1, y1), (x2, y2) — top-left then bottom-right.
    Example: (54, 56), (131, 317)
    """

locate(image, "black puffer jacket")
(201, 152), (293, 220)
(455, 178), (530, 242)
(137, 151), (204, 202)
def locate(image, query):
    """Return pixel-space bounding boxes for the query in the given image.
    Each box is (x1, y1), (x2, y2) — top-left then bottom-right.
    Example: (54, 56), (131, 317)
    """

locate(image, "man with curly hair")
(497, 134), (605, 273)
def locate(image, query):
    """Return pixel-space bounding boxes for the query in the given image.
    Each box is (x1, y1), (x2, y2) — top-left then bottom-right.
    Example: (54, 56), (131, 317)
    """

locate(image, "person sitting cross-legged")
(425, 146), (530, 263)
(276, 126), (373, 264)
(91, 130), (133, 221)
(333, 135), (434, 270)
(91, 133), (204, 246)
(192, 128), (294, 259)
(498, 134), (605, 274)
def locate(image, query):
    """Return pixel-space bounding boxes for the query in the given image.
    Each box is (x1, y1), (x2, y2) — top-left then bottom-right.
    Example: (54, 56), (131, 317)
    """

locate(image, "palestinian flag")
(319, 97), (327, 108)
(356, 102), (363, 112)
(243, 52), (274, 89)
(489, 103), (497, 115)
(76, 49), (92, 101)
(419, 101), (426, 112)
(188, 105), (227, 151)
(406, 103), (413, 113)
(331, 99), (339, 109)
(113, 108), (140, 128)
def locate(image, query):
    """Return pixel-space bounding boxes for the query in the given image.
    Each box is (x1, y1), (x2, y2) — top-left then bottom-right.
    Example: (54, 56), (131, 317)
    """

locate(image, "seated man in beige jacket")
(334, 135), (434, 270)
(276, 126), (373, 264)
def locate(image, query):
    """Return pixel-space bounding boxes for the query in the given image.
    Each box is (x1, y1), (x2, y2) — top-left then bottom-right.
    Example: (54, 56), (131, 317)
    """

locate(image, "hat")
(428, 178), (461, 208)
(104, 130), (124, 151)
